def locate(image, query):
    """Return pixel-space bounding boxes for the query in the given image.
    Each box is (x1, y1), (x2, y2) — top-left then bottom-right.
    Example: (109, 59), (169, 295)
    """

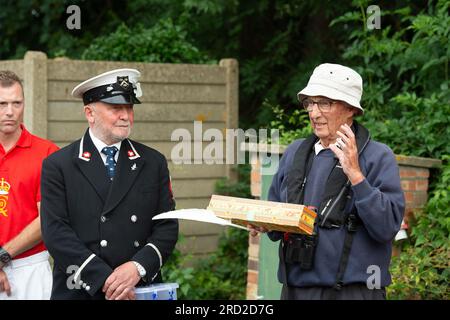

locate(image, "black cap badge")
(118, 76), (130, 90)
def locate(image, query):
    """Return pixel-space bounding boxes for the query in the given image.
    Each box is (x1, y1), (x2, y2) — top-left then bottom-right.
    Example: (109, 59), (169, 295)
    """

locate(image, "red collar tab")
(82, 151), (91, 159)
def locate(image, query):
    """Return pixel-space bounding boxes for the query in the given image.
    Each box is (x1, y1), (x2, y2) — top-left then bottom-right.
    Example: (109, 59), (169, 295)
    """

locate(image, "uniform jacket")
(40, 130), (178, 299)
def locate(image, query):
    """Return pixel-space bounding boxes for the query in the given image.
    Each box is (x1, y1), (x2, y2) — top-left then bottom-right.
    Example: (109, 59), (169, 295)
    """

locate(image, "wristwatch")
(132, 261), (147, 279)
(0, 247), (12, 267)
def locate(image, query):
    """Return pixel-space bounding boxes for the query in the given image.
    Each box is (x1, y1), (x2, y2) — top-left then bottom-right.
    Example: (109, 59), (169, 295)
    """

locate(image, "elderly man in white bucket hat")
(250, 63), (405, 300)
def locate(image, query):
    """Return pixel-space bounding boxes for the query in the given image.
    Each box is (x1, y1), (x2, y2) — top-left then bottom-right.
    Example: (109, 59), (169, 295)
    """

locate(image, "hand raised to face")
(329, 124), (365, 186)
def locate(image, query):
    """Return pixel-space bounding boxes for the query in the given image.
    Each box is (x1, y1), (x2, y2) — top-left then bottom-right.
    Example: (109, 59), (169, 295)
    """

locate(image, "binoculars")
(284, 234), (318, 270)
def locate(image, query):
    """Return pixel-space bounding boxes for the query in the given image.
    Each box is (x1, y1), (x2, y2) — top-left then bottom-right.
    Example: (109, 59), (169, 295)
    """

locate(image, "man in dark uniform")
(40, 69), (178, 300)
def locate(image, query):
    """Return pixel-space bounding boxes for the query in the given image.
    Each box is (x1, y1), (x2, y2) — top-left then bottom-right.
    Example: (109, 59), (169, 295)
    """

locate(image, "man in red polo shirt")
(0, 70), (59, 299)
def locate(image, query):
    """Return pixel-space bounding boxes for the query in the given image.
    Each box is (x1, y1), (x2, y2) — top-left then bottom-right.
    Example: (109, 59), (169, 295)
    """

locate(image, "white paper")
(152, 209), (249, 231)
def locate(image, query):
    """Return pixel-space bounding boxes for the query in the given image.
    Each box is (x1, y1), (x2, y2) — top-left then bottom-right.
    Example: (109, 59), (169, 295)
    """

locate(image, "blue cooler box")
(135, 283), (179, 300)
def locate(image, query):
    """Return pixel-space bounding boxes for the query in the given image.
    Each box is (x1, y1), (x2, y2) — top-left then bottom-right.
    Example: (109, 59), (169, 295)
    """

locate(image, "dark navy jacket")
(41, 130), (178, 299)
(268, 138), (405, 287)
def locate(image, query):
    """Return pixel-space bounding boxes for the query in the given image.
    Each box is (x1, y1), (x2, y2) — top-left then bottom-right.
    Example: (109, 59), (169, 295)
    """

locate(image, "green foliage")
(0, 0), (138, 59)
(363, 92), (450, 159)
(272, 1), (450, 160)
(330, 0), (450, 160)
(268, 100), (312, 144)
(162, 224), (248, 300)
(82, 20), (212, 64)
(225, 1), (355, 128)
(160, 236), (195, 298)
(388, 156), (450, 300)
(215, 165), (252, 198)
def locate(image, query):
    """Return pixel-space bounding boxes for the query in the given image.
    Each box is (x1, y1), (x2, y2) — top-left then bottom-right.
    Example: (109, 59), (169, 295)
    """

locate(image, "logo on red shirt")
(0, 178), (11, 217)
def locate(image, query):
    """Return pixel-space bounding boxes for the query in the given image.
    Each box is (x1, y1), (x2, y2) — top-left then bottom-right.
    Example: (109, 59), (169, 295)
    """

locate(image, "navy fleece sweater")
(267, 139), (405, 287)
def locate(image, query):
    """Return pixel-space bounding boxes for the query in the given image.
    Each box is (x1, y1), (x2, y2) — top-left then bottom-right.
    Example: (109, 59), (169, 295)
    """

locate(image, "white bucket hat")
(297, 63), (364, 114)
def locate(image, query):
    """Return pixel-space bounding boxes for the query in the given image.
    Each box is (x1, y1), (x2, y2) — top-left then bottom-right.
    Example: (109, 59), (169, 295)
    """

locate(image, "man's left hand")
(0, 270), (11, 296)
(247, 224), (269, 237)
(329, 124), (365, 185)
(102, 261), (140, 300)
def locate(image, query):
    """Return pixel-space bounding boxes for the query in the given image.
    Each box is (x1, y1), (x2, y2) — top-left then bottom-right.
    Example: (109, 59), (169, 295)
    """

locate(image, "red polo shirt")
(0, 125), (59, 259)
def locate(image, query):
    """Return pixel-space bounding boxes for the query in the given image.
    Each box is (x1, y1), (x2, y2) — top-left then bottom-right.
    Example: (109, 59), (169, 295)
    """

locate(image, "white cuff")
(145, 243), (162, 268)
(145, 243), (163, 281)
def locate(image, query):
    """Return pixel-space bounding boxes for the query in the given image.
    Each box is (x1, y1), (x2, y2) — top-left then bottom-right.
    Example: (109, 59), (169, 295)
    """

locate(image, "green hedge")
(162, 228), (248, 300)
(82, 19), (212, 64)
(388, 156), (450, 299)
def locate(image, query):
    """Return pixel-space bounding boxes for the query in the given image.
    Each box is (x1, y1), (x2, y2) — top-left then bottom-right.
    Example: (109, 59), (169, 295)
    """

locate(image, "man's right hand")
(0, 270), (11, 296)
(247, 224), (269, 237)
(103, 261), (140, 300)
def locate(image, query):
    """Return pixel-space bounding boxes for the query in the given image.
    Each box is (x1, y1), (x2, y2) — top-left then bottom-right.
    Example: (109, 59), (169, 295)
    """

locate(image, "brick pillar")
(246, 233), (260, 299)
(396, 155), (441, 223)
(399, 166), (430, 222)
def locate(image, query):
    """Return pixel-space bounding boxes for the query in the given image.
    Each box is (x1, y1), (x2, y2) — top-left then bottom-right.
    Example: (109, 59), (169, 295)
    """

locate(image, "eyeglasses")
(302, 98), (337, 112)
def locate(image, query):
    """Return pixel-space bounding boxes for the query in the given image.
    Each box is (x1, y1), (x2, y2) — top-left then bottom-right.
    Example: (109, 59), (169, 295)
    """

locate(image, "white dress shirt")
(314, 140), (329, 155)
(88, 129), (122, 165)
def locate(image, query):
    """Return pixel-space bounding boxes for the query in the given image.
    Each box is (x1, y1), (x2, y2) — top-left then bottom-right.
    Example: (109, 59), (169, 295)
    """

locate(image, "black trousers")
(281, 283), (386, 300)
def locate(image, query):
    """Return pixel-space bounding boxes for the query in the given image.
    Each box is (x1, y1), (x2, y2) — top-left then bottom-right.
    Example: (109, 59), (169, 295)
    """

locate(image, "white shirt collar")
(88, 129), (122, 164)
(314, 140), (328, 155)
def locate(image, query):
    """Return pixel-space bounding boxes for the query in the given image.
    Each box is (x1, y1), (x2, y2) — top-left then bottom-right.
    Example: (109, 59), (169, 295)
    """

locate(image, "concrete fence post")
(219, 59), (239, 181)
(23, 51), (48, 138)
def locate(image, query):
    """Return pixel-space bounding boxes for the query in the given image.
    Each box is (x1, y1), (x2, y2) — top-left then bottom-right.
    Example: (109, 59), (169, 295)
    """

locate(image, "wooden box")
(207, 195), (317, 235)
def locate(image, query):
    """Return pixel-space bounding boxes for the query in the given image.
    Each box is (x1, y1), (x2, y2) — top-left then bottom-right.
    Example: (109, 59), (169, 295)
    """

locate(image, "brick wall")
(244, 144), (441, 299)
